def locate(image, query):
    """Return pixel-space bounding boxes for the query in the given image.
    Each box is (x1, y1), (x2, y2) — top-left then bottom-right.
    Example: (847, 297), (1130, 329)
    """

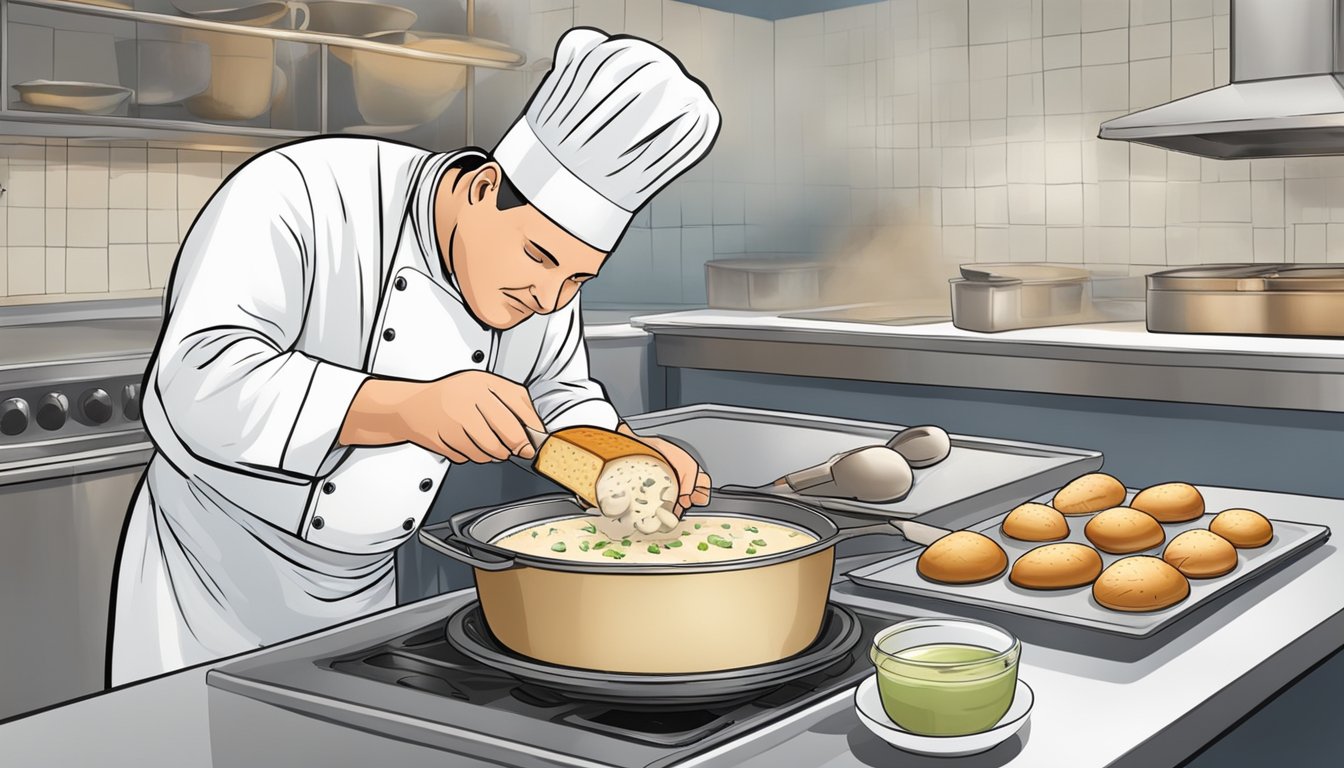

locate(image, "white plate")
(854, 674), (1033, 757)
(13, 81), (133, 115)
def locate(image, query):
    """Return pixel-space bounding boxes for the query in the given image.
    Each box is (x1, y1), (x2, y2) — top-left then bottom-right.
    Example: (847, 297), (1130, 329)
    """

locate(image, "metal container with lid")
(950, 263), (1144, 332)
(1147, 264), (1344, 338)
(705, 256), (832, 310)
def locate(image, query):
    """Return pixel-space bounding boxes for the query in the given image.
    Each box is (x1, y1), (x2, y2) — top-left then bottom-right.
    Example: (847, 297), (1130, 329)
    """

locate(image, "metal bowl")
(115, 39), (211, 106)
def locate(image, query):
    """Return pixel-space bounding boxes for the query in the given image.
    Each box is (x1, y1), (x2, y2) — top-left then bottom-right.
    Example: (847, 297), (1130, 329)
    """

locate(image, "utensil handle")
(831, 519), (951, 546)
(780, 460), (835, 491)
(523, 425), (549, 452)
(418, 523), (515, 571)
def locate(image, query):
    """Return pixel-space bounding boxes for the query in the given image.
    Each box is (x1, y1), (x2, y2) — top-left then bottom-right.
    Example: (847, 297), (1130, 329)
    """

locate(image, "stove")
(207, 591), (908, 768)
(0, 318), (160, 459)
(0, 314), (161, 721)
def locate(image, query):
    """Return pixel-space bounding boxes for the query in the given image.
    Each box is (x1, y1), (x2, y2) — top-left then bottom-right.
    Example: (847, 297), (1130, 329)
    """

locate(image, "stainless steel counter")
(634, 311), (1344, 412)
(5, 487), (1340, 768)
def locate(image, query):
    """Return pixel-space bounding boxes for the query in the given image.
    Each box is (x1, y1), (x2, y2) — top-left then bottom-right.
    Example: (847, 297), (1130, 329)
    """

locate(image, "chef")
(108, 28), (721, 686)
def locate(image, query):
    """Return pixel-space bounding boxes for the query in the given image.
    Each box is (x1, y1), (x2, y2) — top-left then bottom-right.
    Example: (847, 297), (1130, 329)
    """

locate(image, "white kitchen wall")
(764, 0), (1344, 278)
(18, 0), (1334, 307)
(0, 138), (249, 301)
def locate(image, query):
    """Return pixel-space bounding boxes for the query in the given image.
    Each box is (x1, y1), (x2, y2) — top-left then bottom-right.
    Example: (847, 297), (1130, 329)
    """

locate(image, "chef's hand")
(617, 424), (712, 515)
(339, 372), (546, 464)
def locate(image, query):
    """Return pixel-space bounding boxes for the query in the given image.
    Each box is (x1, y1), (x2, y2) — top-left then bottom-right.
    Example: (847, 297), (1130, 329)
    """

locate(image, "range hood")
(1099, 0), (1344, 158)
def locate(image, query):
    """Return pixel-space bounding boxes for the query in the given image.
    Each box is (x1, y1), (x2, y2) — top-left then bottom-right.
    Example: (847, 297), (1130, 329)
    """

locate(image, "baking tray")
(623, 405), (1103, 526)
(845, 486), (1331, 636)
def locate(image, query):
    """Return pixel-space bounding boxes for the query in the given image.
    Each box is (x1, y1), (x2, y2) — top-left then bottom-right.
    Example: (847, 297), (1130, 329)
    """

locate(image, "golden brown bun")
(1084, 507), (1165, 554)
(1009, 543), (1103, 589)
(1001, 503), (1070, 542)
(1210, 508), (1274, 548)
(1053, 473), (1127, 515)
(1131, 483), (1205, 523)
(1093, 556), (1191, 612)
(917, 531), (1008, 585)
(1162, 530), (1238, 579)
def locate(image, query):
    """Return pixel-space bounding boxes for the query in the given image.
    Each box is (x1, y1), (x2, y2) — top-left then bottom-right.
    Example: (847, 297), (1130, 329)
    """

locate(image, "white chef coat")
(109, 137), (620, 686)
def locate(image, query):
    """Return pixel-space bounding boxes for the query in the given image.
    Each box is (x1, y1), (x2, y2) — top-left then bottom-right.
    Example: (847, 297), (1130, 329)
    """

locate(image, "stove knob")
(0, 398), (30, 436)
(80, 388), (114, 425)
(121, 384), (141, 421)
(36, 392), (69, 431)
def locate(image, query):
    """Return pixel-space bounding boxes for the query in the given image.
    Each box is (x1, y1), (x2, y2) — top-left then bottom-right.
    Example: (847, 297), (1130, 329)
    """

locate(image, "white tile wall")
(695, 0), (1336, 287)
(0, 139), (250, 300)
(6, 0), (1299, 307)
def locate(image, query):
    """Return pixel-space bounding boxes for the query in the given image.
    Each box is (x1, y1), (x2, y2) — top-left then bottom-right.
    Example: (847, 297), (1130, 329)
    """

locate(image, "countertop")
(3, 486), (1341, 768)
(632, 310), (1344, 412)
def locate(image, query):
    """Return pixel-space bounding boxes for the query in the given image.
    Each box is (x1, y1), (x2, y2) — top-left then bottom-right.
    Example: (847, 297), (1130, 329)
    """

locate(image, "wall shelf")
(0, 109), (308, 150)
(0, 0), (526, 150)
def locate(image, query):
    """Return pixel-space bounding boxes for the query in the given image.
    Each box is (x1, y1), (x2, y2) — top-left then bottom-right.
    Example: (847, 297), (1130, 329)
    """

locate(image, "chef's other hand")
(618, 425), (712, 515)
(340, 372), (547, 464)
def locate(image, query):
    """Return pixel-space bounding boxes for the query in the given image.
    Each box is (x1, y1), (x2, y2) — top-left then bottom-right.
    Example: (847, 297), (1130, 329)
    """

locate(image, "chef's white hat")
(493, 28), (720, 251)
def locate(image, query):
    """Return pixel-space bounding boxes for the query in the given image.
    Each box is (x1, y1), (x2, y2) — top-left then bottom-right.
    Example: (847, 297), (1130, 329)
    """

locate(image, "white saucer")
(854, 674), (1033, 757)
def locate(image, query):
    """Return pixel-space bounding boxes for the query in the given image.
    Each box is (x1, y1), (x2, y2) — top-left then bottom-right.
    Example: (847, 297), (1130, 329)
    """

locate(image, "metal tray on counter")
(845, 486), (1331, 637)
(624, 405), (1103, 526)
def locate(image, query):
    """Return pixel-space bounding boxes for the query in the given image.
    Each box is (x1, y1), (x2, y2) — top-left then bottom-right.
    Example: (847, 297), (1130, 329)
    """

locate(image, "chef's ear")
(468, 164), (501, 205)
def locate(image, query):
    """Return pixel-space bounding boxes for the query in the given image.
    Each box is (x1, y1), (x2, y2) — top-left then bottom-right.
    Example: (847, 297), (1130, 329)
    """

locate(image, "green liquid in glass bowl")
(870, 621), (1021, 737)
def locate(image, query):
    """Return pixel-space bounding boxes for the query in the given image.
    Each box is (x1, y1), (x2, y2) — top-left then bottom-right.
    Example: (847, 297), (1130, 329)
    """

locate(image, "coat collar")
(407, 148), (486, 300)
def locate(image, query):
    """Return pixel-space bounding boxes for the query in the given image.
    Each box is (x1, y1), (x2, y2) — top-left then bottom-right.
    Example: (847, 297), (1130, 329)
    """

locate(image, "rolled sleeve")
(147, 150), (362, 481)
(281, 359), (370, 477)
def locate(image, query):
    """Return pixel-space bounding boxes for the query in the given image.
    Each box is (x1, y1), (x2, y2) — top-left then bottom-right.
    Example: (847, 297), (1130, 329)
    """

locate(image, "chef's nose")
(530, 284), (564, 314)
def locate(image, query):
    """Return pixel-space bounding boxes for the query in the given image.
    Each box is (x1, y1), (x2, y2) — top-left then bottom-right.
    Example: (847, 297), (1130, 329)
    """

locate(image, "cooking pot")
(419, 490), (914, 674)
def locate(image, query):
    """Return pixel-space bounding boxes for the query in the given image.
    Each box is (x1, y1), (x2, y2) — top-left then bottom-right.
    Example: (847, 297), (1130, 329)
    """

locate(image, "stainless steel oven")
(0, 313), (160, 722)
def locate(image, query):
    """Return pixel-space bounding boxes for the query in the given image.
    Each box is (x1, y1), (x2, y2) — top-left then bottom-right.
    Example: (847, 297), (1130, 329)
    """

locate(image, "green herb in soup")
(493, 515), (817, 564)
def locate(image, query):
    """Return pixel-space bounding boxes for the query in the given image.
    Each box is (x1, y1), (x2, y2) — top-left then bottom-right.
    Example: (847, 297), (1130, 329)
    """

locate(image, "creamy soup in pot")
(493, 515), (818, 564)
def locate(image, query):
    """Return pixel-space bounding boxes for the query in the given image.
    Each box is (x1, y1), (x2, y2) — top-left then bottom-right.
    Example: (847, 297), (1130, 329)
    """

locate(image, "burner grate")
(310, 601), (910, 762)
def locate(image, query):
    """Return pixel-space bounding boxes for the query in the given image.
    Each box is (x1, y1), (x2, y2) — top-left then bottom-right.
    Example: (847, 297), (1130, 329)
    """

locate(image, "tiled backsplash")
(0, 139), (249, 301)
(14, 0), (1344, 308)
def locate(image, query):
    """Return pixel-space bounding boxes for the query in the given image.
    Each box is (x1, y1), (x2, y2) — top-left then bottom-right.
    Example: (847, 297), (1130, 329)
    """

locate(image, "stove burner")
(445, 602), (863, 707)
(303, 600), (905, 760)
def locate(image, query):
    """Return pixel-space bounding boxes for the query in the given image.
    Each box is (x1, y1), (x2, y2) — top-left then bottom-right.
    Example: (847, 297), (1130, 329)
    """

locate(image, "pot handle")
(418, 523), (516, 571)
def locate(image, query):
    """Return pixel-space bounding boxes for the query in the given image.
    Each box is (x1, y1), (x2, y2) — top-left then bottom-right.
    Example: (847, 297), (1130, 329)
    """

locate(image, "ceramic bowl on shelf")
(337, 31), (519, 126)
(13, 81), (134, 115)
(303, 0), (415, 37)
(180, 28), (275, 121)
(854, 674), (1034, 757)
(115, 39), (212, 106)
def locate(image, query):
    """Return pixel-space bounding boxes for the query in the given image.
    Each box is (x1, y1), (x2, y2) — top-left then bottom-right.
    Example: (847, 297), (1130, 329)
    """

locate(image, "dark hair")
(447, 149), (529, 210)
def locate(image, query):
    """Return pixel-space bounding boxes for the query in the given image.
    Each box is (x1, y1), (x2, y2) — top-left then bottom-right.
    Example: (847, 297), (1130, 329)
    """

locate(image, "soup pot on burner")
(419, 490), (922, 675)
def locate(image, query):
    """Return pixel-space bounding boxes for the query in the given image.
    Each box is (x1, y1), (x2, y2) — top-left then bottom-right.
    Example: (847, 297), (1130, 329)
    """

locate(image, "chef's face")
(445, 163), (608, 330)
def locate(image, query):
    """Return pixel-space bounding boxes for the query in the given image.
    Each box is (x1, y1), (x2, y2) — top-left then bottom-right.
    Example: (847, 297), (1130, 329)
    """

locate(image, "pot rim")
(431, 490), (852, 575)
